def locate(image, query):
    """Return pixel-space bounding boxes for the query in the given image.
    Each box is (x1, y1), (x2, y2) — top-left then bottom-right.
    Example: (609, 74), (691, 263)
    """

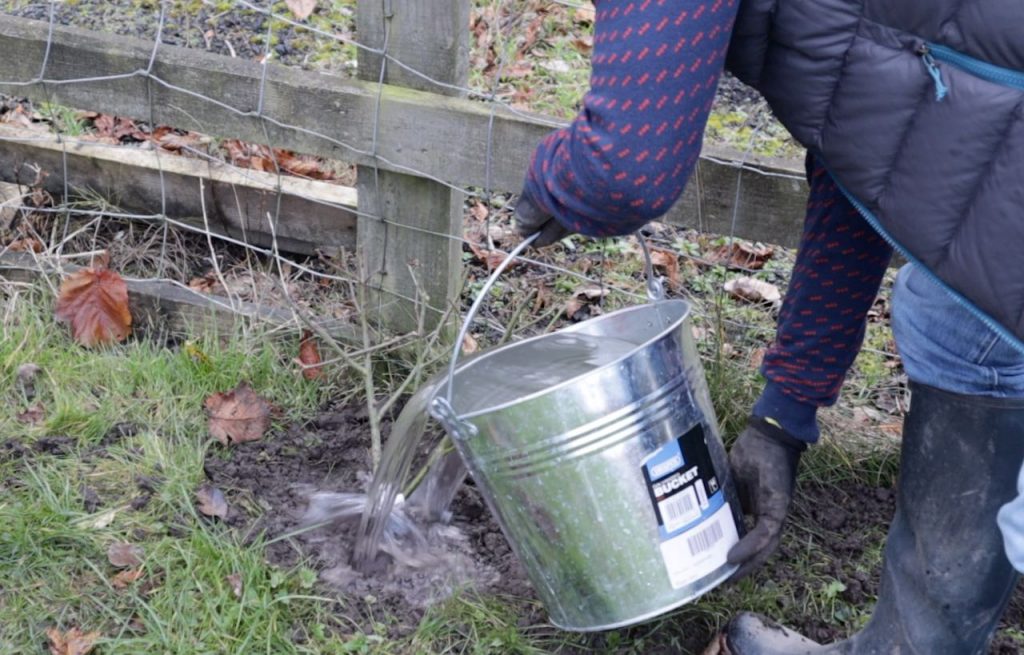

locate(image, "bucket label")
(642, 424), (739, 588)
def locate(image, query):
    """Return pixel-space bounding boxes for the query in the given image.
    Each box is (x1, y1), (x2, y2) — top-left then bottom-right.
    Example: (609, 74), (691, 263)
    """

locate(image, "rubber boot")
(709, 382), (1024, 655)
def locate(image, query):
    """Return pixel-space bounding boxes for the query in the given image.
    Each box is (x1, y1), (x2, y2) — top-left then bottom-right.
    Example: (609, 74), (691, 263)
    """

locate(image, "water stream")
(303, 332), (642, 572)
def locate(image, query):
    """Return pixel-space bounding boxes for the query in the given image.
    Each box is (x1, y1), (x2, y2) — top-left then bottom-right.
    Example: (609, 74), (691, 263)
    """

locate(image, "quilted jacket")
(726, 1), (1024, 348)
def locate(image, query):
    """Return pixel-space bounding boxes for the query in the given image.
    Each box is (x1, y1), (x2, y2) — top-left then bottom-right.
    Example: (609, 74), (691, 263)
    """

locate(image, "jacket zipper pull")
(917, 44), (949, 101)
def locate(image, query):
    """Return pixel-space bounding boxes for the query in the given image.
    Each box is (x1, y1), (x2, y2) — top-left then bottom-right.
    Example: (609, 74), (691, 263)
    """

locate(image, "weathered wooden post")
(356, 0), (471, 333)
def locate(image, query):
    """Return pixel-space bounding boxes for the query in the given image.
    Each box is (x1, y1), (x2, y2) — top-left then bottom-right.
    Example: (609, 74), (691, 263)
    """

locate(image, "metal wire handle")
(441, 231), (666, 408)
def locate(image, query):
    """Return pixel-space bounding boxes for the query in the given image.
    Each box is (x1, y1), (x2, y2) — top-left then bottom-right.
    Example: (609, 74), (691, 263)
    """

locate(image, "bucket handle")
(431, 232), (666, 437)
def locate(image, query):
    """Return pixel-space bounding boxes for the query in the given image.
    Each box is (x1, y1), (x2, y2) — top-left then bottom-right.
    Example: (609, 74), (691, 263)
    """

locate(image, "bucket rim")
(442, 298), (692, 420)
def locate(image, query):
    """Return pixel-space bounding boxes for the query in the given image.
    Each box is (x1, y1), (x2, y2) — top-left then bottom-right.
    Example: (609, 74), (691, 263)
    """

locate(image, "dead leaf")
(749, 347), (767, 370)
(470, 202), (488, 222)
(196, 484), (228, 519)
(205, 381), (271, 445)
(188, 274), (218, 294)
(724, 277), (781, 305)
(226, 572), (243, 598)
(16, 402), (45, 425)
(575, 4), (596, 24)
(150, 126), (204, 153)
(54, 267), (132, 347)
(298, 330), (323, 380)
(649, 247), (681, 289)
(461, 333), (479, 355)
(709, 242), (775, 270)
(572, 35), (594, 54)
(111, 568), (144, 589)
(467, 240), (516, 271)
(7, 237), (44, 253)
(285, 0), (316, 20)
(107, 542), (143, 569)
(47, 626), (100, 655)
(564, 284), (608, 318)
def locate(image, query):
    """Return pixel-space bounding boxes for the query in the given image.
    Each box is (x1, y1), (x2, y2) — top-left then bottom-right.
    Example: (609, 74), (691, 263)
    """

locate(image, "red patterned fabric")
(523, 0), (738, 237)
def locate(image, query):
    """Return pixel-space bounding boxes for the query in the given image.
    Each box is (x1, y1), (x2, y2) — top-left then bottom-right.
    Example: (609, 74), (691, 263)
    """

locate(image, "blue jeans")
(891, 264), (1024, 572)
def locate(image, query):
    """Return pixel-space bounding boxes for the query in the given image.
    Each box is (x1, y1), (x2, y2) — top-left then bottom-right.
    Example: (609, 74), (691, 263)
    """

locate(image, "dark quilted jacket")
(726, 2), (1024, 347)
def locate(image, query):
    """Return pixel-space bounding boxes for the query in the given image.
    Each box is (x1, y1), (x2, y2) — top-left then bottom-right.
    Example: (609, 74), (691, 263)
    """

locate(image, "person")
(514, 2), (1024, 653)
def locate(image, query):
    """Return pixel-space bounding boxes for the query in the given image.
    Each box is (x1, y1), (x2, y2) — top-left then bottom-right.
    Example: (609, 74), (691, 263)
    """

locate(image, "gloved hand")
(513, 191), (572, 247)
(727, 416), (807, 581)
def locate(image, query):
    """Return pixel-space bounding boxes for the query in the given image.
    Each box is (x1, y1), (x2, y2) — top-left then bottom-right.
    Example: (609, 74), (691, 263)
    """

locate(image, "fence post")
(356, 0), (470, 333)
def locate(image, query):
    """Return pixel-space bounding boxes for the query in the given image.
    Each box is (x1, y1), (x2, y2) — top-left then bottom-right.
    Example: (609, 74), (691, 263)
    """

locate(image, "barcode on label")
(687, 518), (725, 556)
(659, 486), (700, 532)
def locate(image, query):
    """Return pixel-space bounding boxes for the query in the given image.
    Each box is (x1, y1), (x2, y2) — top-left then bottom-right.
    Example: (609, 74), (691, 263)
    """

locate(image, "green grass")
(0, 285), (354, 654)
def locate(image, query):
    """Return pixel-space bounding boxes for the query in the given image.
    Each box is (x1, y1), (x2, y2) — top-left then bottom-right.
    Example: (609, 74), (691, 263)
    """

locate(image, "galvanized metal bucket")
(430, 235), (743, 632)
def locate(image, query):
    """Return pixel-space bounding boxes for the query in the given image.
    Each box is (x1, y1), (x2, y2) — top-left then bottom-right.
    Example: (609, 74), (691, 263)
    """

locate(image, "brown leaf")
(285, 0), (316, 20)
(572, 35), (594, 54)
(724, 277), (782, 305)
(709, 242), (775, 270)
(574, 284), (609, 301)
(150, 126), (203, 153)
(196, 484), (229, 519)
(575, 5), (596, 24)
(226, 572), (243, 599)
(467, 240), (516, 271)
(470, 202), (489, 222)
(649, 247), (680, 288)
(16, 402), (45, 425)
(298, 330), (323, 380)
(107, 542), (143, 569)
(564, 296), (586, 319)
(8, 237), (44, 253)
(188, 274), (218, 294)
(461, 333), (479, 355)
(47, 626), (100, 655)
(111, 568), (144, 589)
(205, 382), (271, 445)
(749, 347), (767, 370)
(54, 267), (132, 347)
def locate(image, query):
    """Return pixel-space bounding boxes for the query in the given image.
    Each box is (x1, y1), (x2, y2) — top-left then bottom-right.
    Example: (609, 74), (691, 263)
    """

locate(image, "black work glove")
(513, 191), (572, 247)
(726, 416), (807, 581)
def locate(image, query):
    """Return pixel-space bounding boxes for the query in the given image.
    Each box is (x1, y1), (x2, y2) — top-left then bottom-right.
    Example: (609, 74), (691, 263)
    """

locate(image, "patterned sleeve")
(522, 0), (739, 237)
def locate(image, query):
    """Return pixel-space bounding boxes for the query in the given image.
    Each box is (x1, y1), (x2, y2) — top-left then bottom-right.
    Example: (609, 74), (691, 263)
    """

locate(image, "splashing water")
(303, 332), (641, 572)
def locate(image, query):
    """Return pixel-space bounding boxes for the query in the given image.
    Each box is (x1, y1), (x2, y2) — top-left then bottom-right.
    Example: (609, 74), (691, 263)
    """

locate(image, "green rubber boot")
(707, 382), (1024, 655)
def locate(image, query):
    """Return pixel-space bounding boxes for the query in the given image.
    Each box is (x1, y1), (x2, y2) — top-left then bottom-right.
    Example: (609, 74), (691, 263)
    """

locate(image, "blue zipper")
(831, 179), (1024, 356)
(919, 42), (1024, 100)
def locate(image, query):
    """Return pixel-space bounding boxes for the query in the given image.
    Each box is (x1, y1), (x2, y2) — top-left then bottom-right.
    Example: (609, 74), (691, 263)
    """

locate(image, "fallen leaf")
(7, 237), (44, 253)
(196, 484), (228, 519)
(572, 35), (594, 54)
(564, 296), (586, 319)
(76, 506), (122, 530)
(649, 247), (681, 288)
(575, 284), (609, 301)
(575, 4), (596, 24)
(298, 330), (323, 380)
(150, 126), (204, 153)
(111, 568), (144, 589)
(470, 202), (488, 222)
(285, 0), (316, 20)
(54, 267), (132, 346)
(724, 277), (781, 305)
(461, 333), (479, 355)
(16, 402), (45, 425)
(709, 242), (775, 270)
(467, 240), (516, 271)
(107, 542), (143, 569)
(226, 572), (243, 598)
(47, 626), (100, 655)
(205, 381), (272, 445)
(749, 347), (767, 370)
(188, 274), (218, 294)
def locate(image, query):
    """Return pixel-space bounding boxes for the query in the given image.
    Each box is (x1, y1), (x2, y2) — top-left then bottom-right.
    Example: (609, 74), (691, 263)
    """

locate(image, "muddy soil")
(203, 405), (1023, 653)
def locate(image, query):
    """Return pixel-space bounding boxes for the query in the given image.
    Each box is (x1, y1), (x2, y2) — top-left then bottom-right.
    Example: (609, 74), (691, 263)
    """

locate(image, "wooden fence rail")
(0, 7), (809, 333)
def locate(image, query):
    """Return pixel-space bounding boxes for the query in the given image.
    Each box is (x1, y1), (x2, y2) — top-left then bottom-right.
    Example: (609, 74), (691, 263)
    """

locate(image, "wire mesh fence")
(0, 0), (904, 436)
